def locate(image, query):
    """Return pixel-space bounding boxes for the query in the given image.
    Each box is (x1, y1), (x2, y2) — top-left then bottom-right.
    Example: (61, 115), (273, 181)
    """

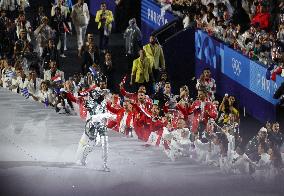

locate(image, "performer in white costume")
(76, 78), (115, 171)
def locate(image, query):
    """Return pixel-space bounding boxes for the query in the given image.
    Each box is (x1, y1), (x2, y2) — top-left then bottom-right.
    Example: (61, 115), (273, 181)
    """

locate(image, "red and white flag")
(51, 74), (62, 83)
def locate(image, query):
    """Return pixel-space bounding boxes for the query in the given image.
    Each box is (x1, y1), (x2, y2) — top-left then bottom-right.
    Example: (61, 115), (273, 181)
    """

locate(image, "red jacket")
(120, 87), (153, 103)
(120, 87), (137, 100)
(133, 103), (167, 143)
(251, 12), (270, 30)
(106, 102), (133, 133)
(188, 100), (217, 133)
(132, 103), (151, 141)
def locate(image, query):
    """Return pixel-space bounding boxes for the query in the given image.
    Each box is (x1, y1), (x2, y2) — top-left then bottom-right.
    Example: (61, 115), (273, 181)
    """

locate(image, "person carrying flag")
(30, 81), (56, 106)
(20, 87), (30, 99)
(10, 67), (29, 94)
(50, 6), (70, 58)
(44, 60), (65, 83)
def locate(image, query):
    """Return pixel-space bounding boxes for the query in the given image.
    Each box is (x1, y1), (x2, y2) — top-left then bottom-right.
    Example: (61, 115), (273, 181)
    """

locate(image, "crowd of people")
(0, 0), (284, 178)
(158, 0), (284, 77)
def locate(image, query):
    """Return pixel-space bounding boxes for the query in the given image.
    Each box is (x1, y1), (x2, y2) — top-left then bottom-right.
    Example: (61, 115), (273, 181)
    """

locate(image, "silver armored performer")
(76, 79), (114, 172)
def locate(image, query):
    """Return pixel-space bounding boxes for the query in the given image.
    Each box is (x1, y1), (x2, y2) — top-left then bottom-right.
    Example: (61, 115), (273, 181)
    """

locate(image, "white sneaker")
(60, 54), (66, 58)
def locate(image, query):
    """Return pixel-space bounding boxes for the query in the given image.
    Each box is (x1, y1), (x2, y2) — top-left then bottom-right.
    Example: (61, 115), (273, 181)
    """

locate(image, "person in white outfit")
(15, 12), (32, 42)
(30, 81), (56, 106)
(26, 70), (42, 97)
(9, 67), (29, 94)
(34, 16), (53, 56)
(162, 118), (191, 161)
(71, 0), (90, 52)
(43, 60), (65, 82)
(1, 59), (15, 89)
(252, 143), (271, 182)
(230, 146), (254, 175)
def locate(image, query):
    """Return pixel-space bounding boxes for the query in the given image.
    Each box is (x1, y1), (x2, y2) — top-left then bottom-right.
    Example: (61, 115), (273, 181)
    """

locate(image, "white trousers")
(76, 132), (109, 166)
(74, 25), (88, 50)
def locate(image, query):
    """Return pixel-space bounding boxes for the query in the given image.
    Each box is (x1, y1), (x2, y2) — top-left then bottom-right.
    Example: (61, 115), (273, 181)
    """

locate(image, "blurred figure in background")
(71, 0), (90, 54)
(124, 18), (142, 74)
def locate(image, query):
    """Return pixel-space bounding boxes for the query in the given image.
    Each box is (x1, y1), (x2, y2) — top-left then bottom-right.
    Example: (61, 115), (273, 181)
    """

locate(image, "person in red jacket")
(106, 99), (134, 136)
(120, 82), (146, 98)
(132, 90), (153, 140)
(134, 100), (167, 144)
(188, 90), (217, 138)
(119, 82), (152, 103)
(251, 3), (271, 30)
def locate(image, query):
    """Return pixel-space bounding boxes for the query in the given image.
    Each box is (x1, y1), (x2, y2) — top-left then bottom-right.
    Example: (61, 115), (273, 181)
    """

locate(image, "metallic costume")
(76, 87), (114, 171)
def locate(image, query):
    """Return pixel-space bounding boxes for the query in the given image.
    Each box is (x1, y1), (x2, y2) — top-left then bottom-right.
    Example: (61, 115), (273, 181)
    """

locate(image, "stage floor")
(0, 88), (283, 196)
